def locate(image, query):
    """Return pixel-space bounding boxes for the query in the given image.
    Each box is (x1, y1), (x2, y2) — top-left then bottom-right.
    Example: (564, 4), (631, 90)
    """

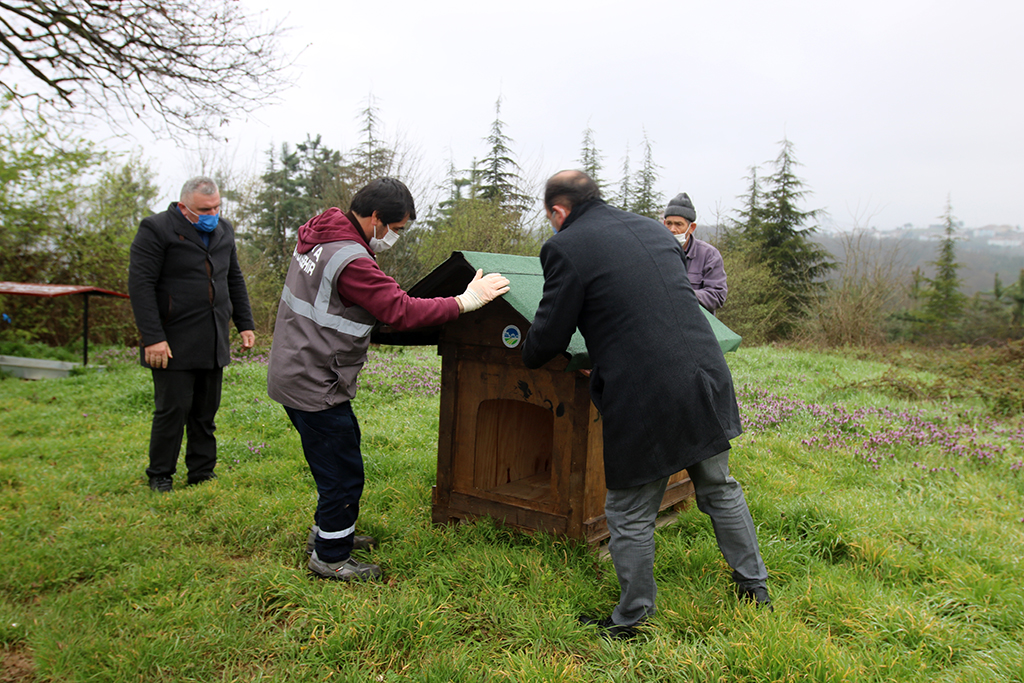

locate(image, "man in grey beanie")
(663, 193), (728, 313)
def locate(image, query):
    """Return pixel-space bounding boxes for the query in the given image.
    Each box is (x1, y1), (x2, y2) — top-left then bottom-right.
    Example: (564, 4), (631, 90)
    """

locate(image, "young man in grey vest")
(267, 178), (509, 580)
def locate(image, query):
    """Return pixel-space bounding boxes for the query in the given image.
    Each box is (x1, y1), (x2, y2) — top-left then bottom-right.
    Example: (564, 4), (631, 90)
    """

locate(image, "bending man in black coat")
(129, 176), (255, 492)
(522, 170), (769, 640)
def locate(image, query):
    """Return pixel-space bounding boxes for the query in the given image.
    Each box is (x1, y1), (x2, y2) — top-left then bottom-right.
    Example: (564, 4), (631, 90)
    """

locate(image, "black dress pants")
(146, 368), (223, 482)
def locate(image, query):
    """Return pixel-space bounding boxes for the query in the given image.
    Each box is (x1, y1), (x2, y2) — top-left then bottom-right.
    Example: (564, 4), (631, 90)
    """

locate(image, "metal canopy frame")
(0, 282), (130, 365)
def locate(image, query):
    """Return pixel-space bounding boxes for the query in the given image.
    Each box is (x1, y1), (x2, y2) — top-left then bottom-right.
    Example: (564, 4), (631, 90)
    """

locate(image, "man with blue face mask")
(129, 176), (256, 493)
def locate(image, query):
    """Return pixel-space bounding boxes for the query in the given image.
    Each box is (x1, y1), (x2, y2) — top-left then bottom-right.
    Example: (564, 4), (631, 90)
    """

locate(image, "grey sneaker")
(305, 526), (378, 555)
(308, 551), (382, 581)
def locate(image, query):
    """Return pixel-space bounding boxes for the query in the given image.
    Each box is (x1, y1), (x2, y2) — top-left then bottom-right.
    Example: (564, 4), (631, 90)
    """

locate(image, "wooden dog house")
(373, 251), (741, 544)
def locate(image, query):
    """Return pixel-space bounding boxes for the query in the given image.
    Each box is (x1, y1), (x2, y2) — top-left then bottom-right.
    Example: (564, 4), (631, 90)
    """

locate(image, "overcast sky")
(117, 0), (1023, 231)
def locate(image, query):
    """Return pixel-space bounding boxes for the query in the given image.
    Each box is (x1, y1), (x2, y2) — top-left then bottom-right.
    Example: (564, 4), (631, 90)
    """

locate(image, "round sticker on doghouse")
(502, 325), (522, 348)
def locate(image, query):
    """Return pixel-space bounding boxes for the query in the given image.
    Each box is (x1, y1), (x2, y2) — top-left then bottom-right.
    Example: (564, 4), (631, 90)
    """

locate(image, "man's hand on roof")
(456, 269), (510, 313)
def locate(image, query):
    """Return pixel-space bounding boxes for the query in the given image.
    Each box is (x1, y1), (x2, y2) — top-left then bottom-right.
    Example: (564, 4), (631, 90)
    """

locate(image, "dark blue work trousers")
(146, 368), (222, 482)
(284, 402), (363, 563)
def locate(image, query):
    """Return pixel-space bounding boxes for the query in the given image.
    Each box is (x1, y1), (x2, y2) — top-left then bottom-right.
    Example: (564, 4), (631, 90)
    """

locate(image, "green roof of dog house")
(371, 251), (741, 370)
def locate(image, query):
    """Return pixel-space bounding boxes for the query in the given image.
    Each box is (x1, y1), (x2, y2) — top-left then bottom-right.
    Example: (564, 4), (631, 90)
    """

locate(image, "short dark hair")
(349, 177), (417, 224)
(544, 170), (601, 212)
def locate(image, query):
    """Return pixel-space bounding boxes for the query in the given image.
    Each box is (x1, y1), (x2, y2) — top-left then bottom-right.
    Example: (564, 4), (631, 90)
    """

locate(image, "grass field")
(2, 344), (1023, 682)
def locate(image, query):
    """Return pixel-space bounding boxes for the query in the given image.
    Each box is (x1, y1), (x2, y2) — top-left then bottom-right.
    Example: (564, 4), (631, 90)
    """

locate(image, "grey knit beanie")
(664, 193), (696, 222)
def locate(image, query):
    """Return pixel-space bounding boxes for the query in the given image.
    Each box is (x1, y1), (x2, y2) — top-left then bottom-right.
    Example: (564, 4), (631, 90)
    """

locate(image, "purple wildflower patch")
(245, 440), (268, 457)
(357, 349), (441, 398)
(230, 348), (270, 365)
(737, 385), (1021, 474)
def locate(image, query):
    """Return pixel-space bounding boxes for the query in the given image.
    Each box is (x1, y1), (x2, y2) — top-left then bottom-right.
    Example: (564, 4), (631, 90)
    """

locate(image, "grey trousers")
(605, 449), (767, 626)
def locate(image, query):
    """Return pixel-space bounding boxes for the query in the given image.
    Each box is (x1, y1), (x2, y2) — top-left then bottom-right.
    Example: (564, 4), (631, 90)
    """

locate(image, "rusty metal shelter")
(0, 282), (130, 365)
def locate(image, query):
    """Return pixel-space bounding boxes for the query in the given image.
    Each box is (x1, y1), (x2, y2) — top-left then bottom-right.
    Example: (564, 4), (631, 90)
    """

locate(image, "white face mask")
(674, 231), (691, 249)
(369, 223), (400, 252)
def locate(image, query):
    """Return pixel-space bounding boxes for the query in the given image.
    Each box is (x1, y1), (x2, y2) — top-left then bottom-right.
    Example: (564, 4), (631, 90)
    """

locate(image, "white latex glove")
(456, 269), (510, 313)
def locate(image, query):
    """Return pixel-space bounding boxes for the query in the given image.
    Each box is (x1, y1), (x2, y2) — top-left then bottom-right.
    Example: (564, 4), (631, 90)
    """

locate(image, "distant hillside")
(813, 231), (1024, 297)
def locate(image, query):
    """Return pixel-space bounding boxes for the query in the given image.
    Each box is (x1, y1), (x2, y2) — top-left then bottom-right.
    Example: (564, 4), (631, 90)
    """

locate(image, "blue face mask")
(194, 213), (219, 233)
(182, 203), (220, 232)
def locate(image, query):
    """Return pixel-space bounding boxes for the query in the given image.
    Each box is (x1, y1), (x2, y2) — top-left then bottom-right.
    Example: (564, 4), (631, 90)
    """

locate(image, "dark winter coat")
(128, 203), (254, 370)
(521, 200), (742, 489)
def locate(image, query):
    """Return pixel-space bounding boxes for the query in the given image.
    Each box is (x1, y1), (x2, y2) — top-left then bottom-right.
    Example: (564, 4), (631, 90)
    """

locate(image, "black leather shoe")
(739, 585), (773, 611)
(577, 614), (638, 641)
(149, 476), (173, 493)
(186, 473), (217, 487)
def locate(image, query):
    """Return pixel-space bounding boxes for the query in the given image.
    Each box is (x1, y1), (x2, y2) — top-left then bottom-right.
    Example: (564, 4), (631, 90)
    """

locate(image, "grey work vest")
(267, 241), (377, 411)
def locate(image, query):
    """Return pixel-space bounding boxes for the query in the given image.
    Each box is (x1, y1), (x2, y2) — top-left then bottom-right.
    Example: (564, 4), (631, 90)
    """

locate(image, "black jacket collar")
(560, 198), (605, 232)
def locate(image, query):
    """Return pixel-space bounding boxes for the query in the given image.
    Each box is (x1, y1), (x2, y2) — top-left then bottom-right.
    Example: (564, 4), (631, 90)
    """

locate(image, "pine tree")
(629, 131), (663, 219)
(613, 145), (632, 211)
(295, 135), (351, 211)
(418, 101), (541, 280)
(241, 135), (350, 284)
(476, 96), (529, 212)
(721, 166), (762, 253)
(921, 197), (967, 334)
(734, 138), (833, 334)
(436, 159), (471, 216)
(578, 126), (606, 192)
(1008, 269), (1024, 332)
(352, 95), (396, 185)
(736, 166), (764, 232)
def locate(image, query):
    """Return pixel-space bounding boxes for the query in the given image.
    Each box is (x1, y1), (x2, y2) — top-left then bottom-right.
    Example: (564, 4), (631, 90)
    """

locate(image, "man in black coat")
(129, 176), (255, 492)
(522, 170), (769, 640)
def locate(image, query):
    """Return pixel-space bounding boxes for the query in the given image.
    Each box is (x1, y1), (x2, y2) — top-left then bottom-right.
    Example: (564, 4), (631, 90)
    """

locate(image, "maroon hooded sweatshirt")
(297, 207), (459, 330)
(267, 208), (459, 411)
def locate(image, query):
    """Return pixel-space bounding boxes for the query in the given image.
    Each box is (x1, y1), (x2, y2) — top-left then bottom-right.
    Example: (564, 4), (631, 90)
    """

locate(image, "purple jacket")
(683, 237), (727, 312)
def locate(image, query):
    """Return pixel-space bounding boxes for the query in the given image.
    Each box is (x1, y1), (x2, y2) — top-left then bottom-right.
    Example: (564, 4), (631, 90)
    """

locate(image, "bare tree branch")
(0, 0), (292, 138)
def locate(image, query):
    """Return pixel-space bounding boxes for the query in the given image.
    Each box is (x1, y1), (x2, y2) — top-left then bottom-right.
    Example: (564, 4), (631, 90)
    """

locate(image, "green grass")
(2, 345), (1023, 681)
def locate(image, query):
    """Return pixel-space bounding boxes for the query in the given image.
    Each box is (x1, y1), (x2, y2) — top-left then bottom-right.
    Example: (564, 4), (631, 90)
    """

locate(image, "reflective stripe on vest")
(279, 243), (374, 338)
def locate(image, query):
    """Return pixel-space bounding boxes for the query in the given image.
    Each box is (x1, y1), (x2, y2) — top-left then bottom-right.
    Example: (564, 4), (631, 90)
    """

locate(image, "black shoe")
(186, 473), (217, 487)
(739, 585), (773, 611)
(149, 476), (173, 493)
(577, 614), (639, 641)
